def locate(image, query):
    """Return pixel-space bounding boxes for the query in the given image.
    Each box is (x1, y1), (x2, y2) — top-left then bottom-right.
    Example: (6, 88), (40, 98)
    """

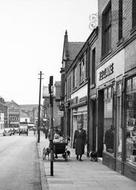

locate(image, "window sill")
(73, 86), (77, 91)
(101, 49), (112, 62)
(90, 84), (96, 89)
(130, 26), (136, 35)
(117, 37), (124, 47)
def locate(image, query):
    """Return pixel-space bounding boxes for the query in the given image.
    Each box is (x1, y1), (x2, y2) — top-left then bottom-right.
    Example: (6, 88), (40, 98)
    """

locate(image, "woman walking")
(73, 121), (86, 161)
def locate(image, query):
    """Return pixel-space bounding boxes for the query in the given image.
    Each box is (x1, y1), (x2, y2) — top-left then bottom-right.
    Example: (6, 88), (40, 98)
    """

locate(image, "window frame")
(132, 0), (136, 29)
(102, 1), (112, 57)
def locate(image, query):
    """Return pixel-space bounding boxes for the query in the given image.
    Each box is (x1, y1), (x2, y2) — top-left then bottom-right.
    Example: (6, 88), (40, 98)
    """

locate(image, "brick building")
(96, 0), (136, 181)
(59, 0), (136, 181)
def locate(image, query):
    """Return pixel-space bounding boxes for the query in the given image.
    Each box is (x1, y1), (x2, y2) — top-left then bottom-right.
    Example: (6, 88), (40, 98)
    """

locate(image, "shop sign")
(97, 49), (125, 87)
(71, 96), (78, 105)
(99, 63), (114, 81)
(79, 96), (87, 103)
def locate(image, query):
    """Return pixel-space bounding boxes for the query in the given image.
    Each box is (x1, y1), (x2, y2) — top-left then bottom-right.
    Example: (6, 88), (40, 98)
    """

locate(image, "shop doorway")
(67, 108), (70, 138)
(92, 100), (97, 151)
(97, 90), (104, 157)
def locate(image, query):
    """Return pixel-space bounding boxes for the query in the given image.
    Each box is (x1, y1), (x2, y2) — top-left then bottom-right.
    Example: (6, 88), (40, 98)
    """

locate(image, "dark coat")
(73, 129), (86, 155)
(104, 128), (114, 152)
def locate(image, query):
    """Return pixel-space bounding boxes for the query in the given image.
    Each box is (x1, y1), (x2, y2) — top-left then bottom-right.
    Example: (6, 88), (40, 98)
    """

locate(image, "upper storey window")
(132, 0), (136, 29)
(102, 1), (111, 57)
(118, 0), (123, 40)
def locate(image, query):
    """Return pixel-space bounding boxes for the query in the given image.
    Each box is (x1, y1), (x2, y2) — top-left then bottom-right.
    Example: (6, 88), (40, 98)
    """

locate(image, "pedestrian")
(104, 124), (114, 153)
(44, 127), (48, 139)
(73, 121), (86, 161)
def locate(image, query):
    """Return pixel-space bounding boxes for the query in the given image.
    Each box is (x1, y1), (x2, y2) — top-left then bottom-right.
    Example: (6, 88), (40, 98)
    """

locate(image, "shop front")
(122, 39), (136, 181)
(70, 85), (88, 147)
(96, 49), (125, 170)
(71, 102), (87, 145)
(124, 76), (136, 180)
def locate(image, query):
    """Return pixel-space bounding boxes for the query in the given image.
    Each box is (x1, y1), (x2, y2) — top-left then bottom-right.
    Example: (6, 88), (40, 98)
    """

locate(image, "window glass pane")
(126, 91), (136, 165)
(104, 87), (114, 154)
(104, 88), (107, 100)
(132, 77), (136, 90)
(117, 83), (121, 95)
(102, 2), (111, 56)
(116, 96), (122, 159)
(132, 0), (136, 28)
(108, 87), (112, 99)
(126, 79), (132, 92)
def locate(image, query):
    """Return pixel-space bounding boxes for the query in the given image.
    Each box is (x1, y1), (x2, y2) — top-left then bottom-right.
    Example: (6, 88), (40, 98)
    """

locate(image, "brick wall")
(97, 0), (134, 68)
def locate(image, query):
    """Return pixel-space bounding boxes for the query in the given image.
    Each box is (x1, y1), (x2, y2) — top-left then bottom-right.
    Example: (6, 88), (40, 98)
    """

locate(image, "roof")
(62, 31), (84, 71)
(68, 42), (84, 61)
(6, 100), (20, 107)
(66, 42), (84, 70)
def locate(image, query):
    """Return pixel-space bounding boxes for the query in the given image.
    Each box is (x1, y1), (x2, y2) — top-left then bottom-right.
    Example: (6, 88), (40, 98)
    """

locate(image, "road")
(0, 132), (42, 190)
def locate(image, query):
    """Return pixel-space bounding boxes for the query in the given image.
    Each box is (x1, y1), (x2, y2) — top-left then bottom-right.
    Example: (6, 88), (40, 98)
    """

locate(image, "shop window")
(132, 76), (136, 91)
(126, 77), (136, 165)
(104, 88), (108, 100)
(116, 83), (122, 160)
(126, 79), (132, 93)
(104, 86), (114, 154)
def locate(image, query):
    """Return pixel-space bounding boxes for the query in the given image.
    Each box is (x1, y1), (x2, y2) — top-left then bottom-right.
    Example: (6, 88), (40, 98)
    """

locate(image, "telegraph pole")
(48, 76), (54, 176)
(37, 71), (44, 143)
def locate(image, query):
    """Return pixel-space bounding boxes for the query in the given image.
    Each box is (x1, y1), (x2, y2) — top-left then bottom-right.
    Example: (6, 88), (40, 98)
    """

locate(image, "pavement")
(37, 133), (136, 190)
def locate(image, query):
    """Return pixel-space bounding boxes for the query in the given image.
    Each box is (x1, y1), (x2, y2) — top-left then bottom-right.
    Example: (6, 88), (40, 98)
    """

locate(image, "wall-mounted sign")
(96, 49), (125, 87)
(79, 96), (87, 103)
(71, 96), (78, 105)
(99, 63), (114, 81)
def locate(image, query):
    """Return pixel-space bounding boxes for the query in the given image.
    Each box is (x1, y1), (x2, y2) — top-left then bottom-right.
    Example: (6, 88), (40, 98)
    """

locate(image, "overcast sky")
(0, 0), (98, 104)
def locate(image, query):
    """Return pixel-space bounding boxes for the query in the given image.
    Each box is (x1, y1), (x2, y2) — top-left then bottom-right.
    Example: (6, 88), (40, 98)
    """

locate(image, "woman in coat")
(73, 122), (86, 161)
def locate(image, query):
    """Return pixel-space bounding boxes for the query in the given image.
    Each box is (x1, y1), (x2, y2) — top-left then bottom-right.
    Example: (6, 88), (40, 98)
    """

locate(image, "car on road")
(19, 125), (28, 135)
(14, 127), (19, 134)
(10, 128), (15, 135)
(3, 128), (12, 136)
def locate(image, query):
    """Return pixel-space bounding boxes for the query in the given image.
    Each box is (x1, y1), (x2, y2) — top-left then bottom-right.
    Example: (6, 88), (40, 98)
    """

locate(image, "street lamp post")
(49, 76), (54, 176)
(37, 71), (44, 143)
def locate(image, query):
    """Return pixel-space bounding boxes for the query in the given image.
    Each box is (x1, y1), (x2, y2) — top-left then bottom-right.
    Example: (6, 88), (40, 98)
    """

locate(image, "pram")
(53, 141), (69, 161)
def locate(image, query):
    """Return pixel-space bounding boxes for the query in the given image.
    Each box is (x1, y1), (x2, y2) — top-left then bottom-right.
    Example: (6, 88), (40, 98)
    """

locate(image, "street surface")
(0, 132), (42, 190)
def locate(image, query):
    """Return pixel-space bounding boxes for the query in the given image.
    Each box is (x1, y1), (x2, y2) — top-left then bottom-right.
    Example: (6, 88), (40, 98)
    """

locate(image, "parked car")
(19, 125), (28, 135)
(0, 129), (4, 136)
(3, 128), (12, 136)
(14, 127), (19, 134)
(10, 128), (15, 135)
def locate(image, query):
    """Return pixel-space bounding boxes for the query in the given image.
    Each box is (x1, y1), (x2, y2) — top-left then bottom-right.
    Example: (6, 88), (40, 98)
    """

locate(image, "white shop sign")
(96, 49), (125, 87)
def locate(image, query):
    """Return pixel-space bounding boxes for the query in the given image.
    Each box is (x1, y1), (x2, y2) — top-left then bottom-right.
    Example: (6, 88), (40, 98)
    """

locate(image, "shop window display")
(126, 77), (136, 165)
(104, 86), (114, 154)
(116, 83), (122, 159)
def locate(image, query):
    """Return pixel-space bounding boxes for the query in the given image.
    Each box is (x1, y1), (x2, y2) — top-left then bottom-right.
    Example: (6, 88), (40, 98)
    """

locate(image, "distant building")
(0, 97), (8, 129)
(20, 109), (30, 123)
(42, 82), (63, 131)
(19, 104), (38, 125)
(6, 100), (20, 128)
